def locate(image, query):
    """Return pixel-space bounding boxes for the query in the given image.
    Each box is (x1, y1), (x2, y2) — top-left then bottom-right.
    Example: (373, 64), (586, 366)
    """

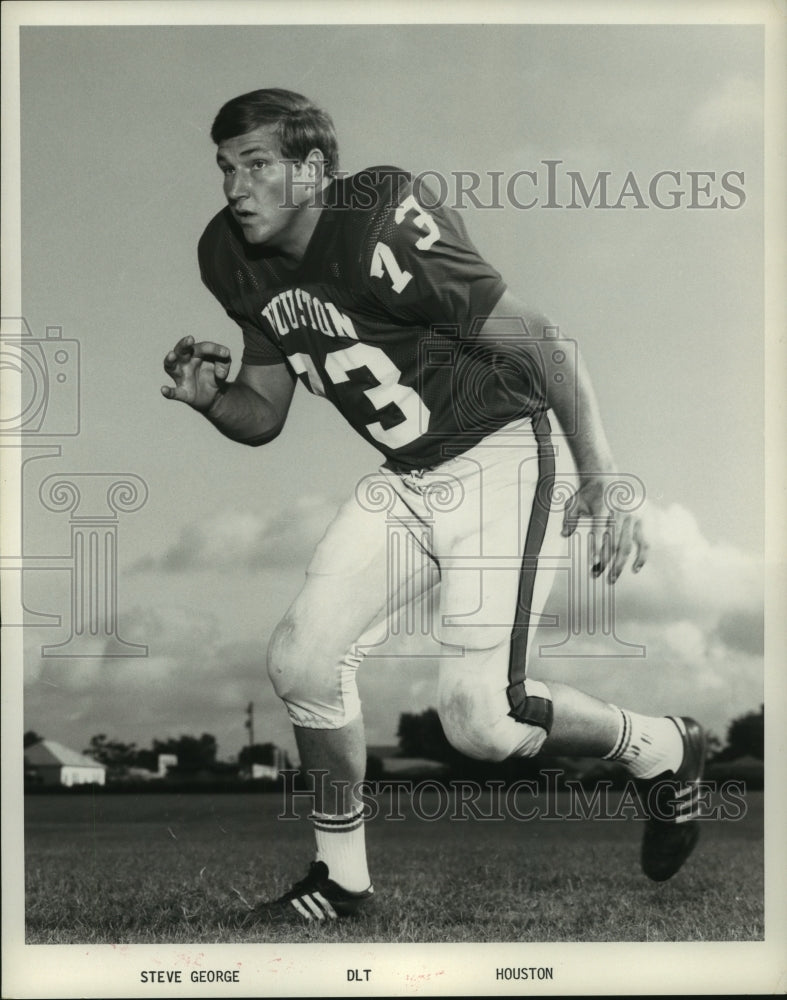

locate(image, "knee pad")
(267, 616), (363, 730)
(507, 680), (552, 757)
(506, 678), (554, 736)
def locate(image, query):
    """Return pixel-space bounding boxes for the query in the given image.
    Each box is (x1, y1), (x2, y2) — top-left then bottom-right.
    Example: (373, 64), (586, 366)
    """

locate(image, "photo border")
(2, 1), (785, 996)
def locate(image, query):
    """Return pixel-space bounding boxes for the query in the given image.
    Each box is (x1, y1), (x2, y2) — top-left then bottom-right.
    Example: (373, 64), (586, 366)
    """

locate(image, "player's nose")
(226, 172), (250, 202)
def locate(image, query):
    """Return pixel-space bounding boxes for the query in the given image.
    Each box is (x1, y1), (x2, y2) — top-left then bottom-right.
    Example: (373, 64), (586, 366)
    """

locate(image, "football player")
(162, 88), (706, 922)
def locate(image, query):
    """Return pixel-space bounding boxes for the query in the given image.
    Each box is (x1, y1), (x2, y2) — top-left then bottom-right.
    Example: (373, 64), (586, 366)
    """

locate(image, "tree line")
(23, 731), (292, 778)
(23, 702), (763, 780)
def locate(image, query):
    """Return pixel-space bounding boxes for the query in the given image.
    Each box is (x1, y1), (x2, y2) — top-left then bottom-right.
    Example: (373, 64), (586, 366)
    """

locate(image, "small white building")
(125, 754), (179, 781)
(154, 753), (178, 777)
(250, 763), (279, 780)
(241, 745), (288, 781)
(24, 740), (107, 787)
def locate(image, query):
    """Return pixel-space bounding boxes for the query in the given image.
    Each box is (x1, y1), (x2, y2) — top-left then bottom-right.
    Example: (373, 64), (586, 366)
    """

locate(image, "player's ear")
(303, 147), (327, 184)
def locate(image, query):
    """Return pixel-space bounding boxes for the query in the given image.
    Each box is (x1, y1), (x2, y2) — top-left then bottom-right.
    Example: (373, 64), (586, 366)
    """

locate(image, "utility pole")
(244, 701), (254, 749)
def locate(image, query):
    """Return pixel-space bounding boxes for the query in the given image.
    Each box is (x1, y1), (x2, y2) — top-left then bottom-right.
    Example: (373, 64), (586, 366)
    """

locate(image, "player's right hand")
(161, 336), (232, 412)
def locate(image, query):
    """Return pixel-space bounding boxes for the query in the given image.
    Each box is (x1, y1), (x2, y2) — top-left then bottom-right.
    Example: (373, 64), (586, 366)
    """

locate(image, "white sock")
(603, 707), (684, 779)
(310, 808), (371, 892)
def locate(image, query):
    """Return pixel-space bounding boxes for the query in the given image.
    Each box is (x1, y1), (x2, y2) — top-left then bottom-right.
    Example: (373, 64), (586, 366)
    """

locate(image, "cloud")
(688, 74), (762, 143)
(131, 494), (338, 573)
(713, 608), (764, 656)
(611, 503), (763, 633)
(22, 603), (293, 759)
(532, 502), (763, 737)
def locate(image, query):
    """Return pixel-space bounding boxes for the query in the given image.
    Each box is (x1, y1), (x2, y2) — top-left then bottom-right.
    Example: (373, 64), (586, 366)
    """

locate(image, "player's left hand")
(561, 475), (649, 584)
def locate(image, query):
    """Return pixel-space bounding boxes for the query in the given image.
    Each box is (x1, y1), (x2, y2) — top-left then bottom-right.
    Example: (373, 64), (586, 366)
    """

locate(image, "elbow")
(240, 423), (285, 446)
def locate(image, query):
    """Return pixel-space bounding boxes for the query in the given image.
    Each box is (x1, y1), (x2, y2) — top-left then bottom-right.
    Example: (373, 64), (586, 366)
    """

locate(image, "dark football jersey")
(198, 168), (547, 471)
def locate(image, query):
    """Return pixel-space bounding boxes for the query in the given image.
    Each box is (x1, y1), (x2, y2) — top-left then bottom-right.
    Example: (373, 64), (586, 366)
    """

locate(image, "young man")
(162, 88), (706, 922)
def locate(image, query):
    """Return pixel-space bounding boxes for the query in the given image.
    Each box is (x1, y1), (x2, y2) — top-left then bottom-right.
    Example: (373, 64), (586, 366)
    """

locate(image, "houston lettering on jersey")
(261, 288), (359, 343)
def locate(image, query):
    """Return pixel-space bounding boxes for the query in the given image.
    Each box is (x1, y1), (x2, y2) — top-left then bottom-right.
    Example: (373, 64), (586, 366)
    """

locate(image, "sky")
(7, 20), (769, 763)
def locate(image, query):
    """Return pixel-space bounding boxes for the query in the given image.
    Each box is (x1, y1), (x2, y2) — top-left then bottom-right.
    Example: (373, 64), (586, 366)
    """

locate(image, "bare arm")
(479, 290), (648, 581)
(161, 335), (296, 445)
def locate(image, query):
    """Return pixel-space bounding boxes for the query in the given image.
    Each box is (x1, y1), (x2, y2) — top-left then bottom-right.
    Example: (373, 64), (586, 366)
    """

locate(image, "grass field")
(24, 787), (764, 944)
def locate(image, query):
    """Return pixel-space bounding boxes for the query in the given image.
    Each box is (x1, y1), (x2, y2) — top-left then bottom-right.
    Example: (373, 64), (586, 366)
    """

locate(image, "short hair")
(210, 88), (339, 176)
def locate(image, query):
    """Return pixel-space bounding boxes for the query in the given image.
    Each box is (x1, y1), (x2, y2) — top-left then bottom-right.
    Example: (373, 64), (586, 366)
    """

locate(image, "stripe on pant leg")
(506, 410), (555, 730)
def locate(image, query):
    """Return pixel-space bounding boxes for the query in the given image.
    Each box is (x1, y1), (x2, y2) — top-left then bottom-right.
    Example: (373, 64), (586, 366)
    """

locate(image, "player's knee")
(267, 614), (308, 702)
(267, 614), (362, 730)
(437, 672), (550, 762)
(436, 682), (507, 762)
(509, 721), (548, 758)
(441, 709), (547, 761)
(440, 714), (509, 761)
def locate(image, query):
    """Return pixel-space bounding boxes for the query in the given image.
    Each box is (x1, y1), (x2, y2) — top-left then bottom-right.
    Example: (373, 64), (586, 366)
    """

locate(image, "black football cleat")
(246, 861), (374, 923)
(640, 716), (707, 882)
